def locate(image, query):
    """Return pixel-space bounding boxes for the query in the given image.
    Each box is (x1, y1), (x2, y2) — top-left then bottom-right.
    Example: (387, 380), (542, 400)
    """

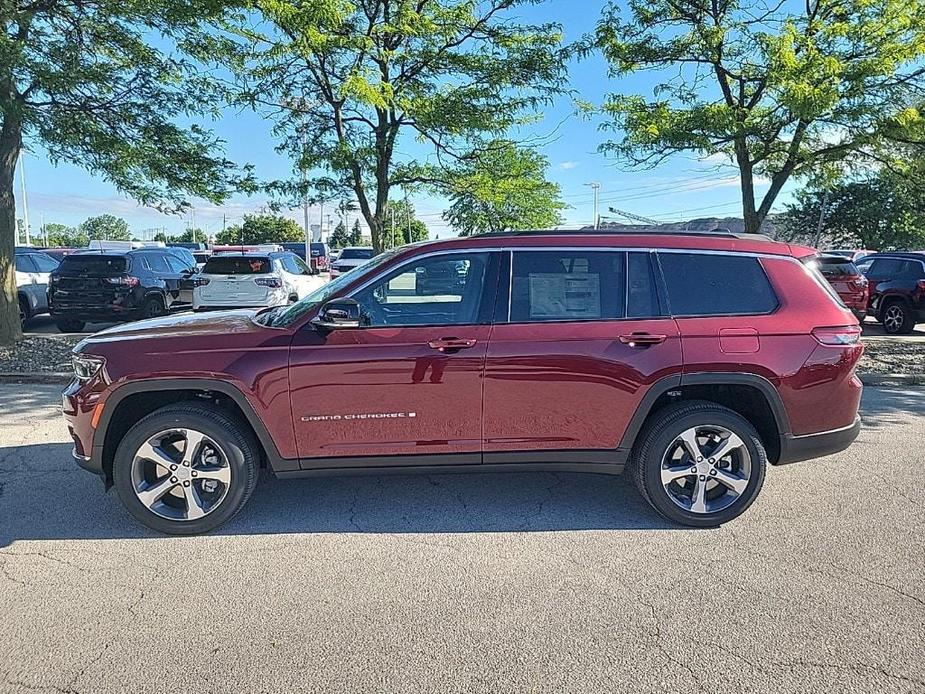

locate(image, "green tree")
(223, 0), (566, 253)
(43, 223), (87, 248)
(328, 221), (349, 249)
(591, 0), (925, 235)
(216, 213), (303, 245)
(79, 215), (132, 242)
(782, 171), (925, 251)
(443, 141), (565, 235)
(153, 231), (168, 243)
(384, 199), (429, 246)
(348, 220), (363, 247)
(175, 228), (208, 243)
(0, 1), (249, 345)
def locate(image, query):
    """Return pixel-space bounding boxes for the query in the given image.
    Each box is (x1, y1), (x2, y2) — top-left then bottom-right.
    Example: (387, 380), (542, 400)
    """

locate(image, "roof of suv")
(859, 252), (925, 261)
(407, 229), (813, 258)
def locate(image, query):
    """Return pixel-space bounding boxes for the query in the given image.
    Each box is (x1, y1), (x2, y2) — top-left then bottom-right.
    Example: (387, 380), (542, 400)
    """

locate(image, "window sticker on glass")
(528, 273), (601, 319)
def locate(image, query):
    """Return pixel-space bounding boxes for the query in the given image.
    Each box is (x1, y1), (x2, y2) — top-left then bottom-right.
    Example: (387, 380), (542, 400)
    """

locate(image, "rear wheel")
(18, 295), (30, 330)
(112, 403), (260, 535)
(881, 301), (914, 334)
(629, 401), (767, 527)
(55, 318), (85, 333)
(142, 294), (167, 319)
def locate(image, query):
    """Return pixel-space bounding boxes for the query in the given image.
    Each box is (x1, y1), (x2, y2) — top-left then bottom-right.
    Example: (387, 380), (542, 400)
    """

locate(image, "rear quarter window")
(658, 252), (778, 316)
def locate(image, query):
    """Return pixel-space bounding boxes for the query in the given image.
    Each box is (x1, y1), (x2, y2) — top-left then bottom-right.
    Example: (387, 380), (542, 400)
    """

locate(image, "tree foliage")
(591, 0), (925, 234)
(0, 0), (251, 344)
(216, 213), (304, 245)
(348, 219), (363, 247)
(443, 141), (565, 235)
(328, 221), (349, 249)
(43, 223), (87, 248)
(79, 215), (132, 242)
(221, 0), (566, 252)
(175, 228), (209, 243)
(782, 169), (925, 251)
(383, 199), (428, 247)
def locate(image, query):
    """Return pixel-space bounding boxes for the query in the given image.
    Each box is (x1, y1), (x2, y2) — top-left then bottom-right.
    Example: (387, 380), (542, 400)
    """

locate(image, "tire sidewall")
(640, 408), (767, 528)
(112, 408), (257, 535)
(143, 294), (166, 318)
(881, 301), (910, 334)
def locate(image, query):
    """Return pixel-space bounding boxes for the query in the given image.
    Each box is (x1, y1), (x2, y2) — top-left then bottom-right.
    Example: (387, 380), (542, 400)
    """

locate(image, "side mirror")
(311, 298), (362, 330)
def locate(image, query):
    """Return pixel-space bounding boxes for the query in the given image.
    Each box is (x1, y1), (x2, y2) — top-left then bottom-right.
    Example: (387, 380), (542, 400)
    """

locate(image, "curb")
(0, 372), (72, 384)
(1, 372), (923, 387)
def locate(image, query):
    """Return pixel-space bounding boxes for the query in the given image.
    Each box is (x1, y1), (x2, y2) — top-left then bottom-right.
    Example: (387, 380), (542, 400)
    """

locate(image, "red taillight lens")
(917, 279), (925, 292)
(255, 277), (282, 288)
(104, 276), (140, 287)
(851, 275), (868, 289)
(812, 325), (862, 345)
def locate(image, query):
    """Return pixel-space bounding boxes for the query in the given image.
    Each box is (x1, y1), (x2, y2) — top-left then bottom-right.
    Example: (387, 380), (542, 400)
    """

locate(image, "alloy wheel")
(130, 428), (232, 521)
(884, 305), (904, 333)
(660, 425), (752, 514)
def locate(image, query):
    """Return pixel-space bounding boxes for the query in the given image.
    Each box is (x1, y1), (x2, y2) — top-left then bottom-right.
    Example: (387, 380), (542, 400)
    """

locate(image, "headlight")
(72, 354), (105, 382)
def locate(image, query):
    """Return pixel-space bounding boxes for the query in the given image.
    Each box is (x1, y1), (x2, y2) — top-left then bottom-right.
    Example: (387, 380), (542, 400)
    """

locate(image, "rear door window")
(658, 252), (778, 316)
(509, 251), (626, 322)
(30, 253), (60, 273)
(15, 255), (36, 273)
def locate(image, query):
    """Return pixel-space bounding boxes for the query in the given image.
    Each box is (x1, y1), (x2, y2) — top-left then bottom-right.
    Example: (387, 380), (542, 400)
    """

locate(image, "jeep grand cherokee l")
(63, 230), (863, 534)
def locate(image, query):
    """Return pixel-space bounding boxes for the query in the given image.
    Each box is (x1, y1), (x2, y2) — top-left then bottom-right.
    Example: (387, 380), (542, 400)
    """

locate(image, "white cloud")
(558, 161), (579, 170)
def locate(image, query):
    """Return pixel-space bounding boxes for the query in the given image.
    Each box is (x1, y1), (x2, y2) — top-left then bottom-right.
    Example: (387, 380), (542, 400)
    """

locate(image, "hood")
(75, 309), (265, 349)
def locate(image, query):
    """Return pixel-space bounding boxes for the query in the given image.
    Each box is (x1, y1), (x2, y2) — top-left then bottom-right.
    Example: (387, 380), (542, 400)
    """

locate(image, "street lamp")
(584, 182), (601, 230)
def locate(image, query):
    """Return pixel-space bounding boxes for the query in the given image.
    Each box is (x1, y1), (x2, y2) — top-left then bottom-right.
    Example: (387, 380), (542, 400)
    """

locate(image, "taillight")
(104, 276), (140, 287)
(255, 277), (282, 288)
(193, 277), (211, 287)
(917, 280), (925, 292)
(851, 275), (868, 289)
(812, 325), (862, 345)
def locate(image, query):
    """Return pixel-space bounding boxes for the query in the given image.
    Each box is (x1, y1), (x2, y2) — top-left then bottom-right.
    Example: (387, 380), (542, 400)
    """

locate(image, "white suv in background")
(329, 246), (375, 278)
(192, 252), (324, 310)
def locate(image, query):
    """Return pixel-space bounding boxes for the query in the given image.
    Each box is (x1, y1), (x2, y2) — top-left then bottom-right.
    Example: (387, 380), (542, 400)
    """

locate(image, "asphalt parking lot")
(1, 384), (923, 693)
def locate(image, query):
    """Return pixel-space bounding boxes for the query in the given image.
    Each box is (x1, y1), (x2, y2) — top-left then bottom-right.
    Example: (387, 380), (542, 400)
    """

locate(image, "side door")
(14, 254), (40, 313)
(482, 249), (682, 460)
(289, 250), (500, 466)
(289, 250), (499, 469)
(148, 252), (183, 305)
(865, 258), (904, 317)
(166, 254), (196, 304)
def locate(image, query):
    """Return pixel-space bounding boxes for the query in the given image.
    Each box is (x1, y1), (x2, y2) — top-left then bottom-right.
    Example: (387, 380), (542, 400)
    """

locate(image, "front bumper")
(776, 416), (862, 465)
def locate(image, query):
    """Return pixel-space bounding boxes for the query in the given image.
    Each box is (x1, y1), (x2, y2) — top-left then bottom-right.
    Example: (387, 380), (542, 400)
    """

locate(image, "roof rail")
(471, 227), (770, 240)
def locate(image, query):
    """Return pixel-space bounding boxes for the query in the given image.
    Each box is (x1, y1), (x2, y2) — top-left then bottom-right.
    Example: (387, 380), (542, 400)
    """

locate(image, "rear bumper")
(776, 416), (861, 465)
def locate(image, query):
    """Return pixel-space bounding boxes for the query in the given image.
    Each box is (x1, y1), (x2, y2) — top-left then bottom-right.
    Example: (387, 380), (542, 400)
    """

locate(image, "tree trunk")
(0, 114), (23, 346)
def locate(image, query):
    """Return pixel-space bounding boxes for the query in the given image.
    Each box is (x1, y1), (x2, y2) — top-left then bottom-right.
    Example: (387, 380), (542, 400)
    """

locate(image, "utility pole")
(301, 129), (310, 258)
(19, 153), (30, 245)
(41, 213), (47, 246)
(812, 189), (831, 249)
(585, 182), (601, 230)
(319, 199), (325, 241)
(405, 195), (411, 245)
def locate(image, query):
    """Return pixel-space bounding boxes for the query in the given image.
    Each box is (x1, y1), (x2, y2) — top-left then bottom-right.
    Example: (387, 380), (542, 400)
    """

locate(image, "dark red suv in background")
(815, 254), (869, 320)
(63, 230), (863, 534)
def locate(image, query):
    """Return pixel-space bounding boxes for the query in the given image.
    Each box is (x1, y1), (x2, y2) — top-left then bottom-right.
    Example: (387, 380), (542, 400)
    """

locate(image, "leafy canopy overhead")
(443, 140), (565, 235)
(79, 215), (132, 242)
(220, 0), (566, 251)
(1, 0), (251, 211)
(591, 0), (925, 233)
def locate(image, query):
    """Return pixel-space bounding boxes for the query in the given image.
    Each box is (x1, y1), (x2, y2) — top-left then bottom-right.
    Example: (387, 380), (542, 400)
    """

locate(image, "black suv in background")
(857, 253), (925, 334)
(49, 248), (197, 332)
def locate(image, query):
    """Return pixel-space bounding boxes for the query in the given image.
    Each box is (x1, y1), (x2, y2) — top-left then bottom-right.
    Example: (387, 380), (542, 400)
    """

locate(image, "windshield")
(339, 248), (374, 260)
(258, 249), (399, 327)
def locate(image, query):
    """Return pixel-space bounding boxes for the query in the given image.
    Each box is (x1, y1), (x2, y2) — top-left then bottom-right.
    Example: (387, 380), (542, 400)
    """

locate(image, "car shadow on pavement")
(0, 443), (678, 545)
(857, 387), (925, 430)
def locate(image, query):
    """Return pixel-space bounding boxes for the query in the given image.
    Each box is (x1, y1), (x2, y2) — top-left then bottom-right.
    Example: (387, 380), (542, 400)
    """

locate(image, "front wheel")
(112, 403), (260, 534)
(629, 401), (767, 527)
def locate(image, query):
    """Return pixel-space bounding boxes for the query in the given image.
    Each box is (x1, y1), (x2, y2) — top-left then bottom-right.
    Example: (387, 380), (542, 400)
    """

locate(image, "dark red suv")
(63, 231), (864, 534)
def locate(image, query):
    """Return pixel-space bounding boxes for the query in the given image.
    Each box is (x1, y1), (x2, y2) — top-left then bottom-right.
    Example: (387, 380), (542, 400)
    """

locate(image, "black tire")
(18, 295), (31, 330)
(112, 403), (260, 535)
(628, 400), (767, 528)
(880, 300), (914, 335)
(142, 294), (167, 319)
(55, 318), (85, 333)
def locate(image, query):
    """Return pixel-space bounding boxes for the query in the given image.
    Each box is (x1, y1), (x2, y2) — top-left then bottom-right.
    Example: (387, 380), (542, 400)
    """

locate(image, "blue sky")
(16, 0), (783, 241)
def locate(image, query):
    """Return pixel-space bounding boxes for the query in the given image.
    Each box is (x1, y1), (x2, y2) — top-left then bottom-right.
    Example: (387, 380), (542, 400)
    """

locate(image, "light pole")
(19, 152), (30, 245)
(585, 182), (601, 230)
